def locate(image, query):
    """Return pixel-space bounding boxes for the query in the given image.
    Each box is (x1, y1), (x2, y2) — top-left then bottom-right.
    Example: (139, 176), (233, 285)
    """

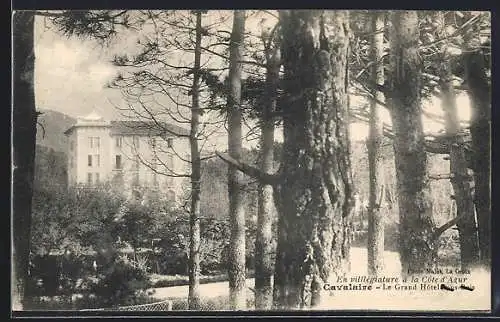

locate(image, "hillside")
(36, 109), (76, 153)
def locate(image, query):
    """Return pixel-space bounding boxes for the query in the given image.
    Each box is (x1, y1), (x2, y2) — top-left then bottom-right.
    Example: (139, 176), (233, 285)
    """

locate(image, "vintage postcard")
(12, 9), (491, 315)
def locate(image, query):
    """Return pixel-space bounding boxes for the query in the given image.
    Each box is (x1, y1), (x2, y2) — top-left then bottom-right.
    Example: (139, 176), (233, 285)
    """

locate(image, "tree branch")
(429, 173), (453, 180)
(432, 212), (466, 240)
(350, 83), (388, 108)
(376, 184), (385, 209)
(419, 13), (483, 51)
(215, 151), (280, 185)
(200, 46), (266, 68)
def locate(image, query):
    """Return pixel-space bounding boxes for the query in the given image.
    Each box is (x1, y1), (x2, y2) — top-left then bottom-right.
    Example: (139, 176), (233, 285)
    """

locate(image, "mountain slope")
(36, 109), (76, 153)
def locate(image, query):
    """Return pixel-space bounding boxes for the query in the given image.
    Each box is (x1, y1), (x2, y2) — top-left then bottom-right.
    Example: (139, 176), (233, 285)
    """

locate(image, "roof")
(82, 110), (104, 121)
(64, 111), (109, 135)
(64, 120), (190, 137)
(110, 121), (190, 137)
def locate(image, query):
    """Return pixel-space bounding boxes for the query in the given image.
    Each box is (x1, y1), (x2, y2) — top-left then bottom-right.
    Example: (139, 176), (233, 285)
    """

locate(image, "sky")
(34, 15), (132, 121)
(33, 10), (472, 149)
(33, 11), (278, 150)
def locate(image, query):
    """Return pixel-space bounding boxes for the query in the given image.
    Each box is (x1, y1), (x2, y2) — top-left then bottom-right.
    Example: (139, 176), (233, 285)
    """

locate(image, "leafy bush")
(90, 254), (154, 308)
(31, 184), (125, 257)
(437, 229), (461, 266)
(31, 146), (274, 283)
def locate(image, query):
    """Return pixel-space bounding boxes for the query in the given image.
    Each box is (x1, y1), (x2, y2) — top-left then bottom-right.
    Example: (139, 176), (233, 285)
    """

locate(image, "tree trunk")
(463, 23), (491, 267)
(387, 11), (437, 275)
(442, 82), (480, 269)
(188, 10), (202, 310)
(273, 10), (353, 309)
(367, 11), (385, 276)
(227, 10), (247, 310)
(12, 11), (37, 310)
(255, 40), (280, 310)
(433, 12), (480, 270)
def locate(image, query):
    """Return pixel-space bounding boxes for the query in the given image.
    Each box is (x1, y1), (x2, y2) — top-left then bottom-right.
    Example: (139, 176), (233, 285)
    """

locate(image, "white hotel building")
(64, 111), (191, 203)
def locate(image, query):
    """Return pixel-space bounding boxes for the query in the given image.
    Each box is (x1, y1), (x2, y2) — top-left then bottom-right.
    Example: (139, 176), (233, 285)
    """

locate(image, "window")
(150, 156), (158, 184)
(167, 190), (176, 203)
(94, 154), (100, 167)
(151, 156), (157, 170)
(95, 173), (100, 184)
(116, 136), (122, 148)
(132, 189), (141, 200)
(70, 141), (74, 151)
(149, 137), (157, 151)
(167, 138), (173, 148)
(115, 155), (122, 169)
(133, 155), (140, 170)
(87, 173), (93, 185)
(88, 155), (92, 167)
(133, 136), (140, 149)
(133, 172), (140, 186)
(113, 171), (124, 186)
(166, 154), (174, 169)
(89, 137), (100, 149)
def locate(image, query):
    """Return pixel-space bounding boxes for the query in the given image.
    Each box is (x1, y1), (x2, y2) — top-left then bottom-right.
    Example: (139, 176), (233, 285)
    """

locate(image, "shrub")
(437, 229), (461, 266)
(169, 295), (255, 311)
(90, 254), (154, 308)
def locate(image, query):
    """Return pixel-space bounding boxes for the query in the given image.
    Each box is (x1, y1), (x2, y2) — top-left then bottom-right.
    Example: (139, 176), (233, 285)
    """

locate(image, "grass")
(168, 295), (255, 311)
(150, 273), (226, 288)
(150, 270), (255, 288)
(24, 293), (160, 311)
(24, 296), (76, 310)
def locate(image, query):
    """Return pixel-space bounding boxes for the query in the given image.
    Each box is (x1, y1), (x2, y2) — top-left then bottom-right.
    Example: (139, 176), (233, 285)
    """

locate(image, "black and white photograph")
(12, 9), (491, 313)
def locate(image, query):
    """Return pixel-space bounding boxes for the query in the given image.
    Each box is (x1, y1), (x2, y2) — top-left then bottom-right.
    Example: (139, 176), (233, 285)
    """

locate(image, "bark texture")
(387, 11), (436, 275)
(255, 41), (280, 310)
(366, 12), (385, 276)
(188, 10), (202, 310)
(463, 23), (491, 266)
(12, 11), (36, 310)
(227, 10), (247, 310)
(434, 12), (480, 269)
(273, 10), (353, 309)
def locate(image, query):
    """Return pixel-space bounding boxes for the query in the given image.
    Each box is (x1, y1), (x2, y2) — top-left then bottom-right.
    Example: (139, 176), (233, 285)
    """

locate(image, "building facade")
(64, 111), (191, 203)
